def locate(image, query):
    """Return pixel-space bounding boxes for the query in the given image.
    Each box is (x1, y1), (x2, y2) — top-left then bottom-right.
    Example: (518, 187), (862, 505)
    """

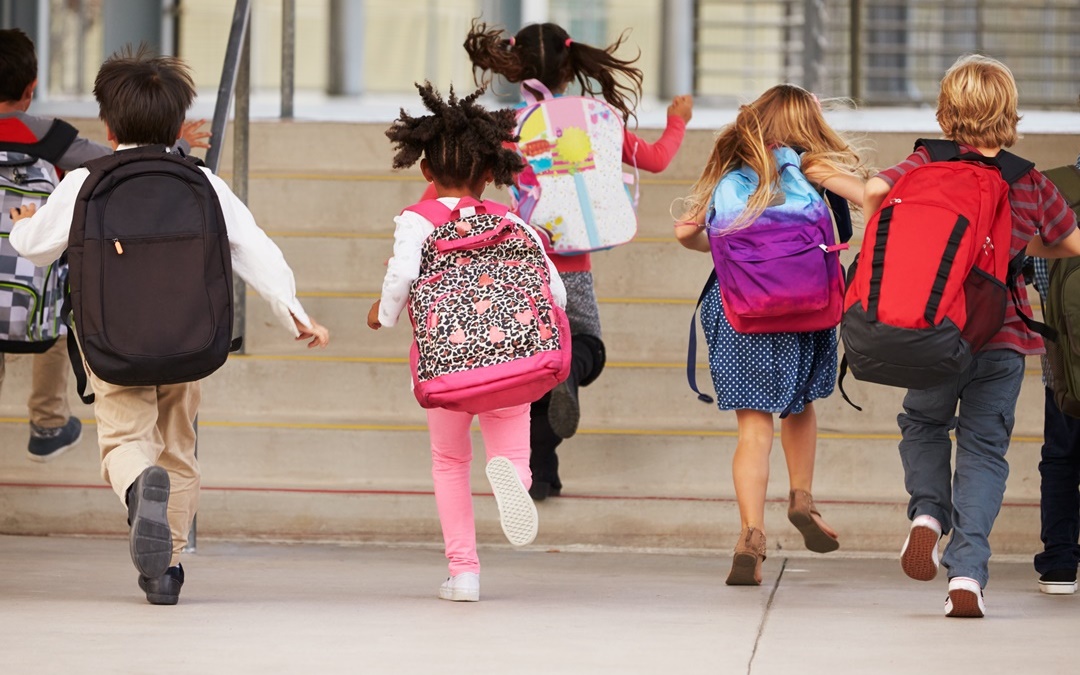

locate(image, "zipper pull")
(113, 239), (124, 255)
(890, 198), (902, 204)
(983, 236), (993, 255)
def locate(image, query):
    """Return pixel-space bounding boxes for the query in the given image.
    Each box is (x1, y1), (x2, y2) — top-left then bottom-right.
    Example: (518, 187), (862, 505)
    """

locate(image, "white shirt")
(378, 197), (567, 327)
(10, 145), (311, 335)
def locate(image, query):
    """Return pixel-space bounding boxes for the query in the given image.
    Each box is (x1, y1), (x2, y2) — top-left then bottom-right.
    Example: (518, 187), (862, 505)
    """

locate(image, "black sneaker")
(528, 480), (562, 502)
(1039, 568), (1077, 595)
(547, 381), (580, 439)
(139, 564), (184, 605)
(126, 466), (172, 578)
(27, 416), (82, 463)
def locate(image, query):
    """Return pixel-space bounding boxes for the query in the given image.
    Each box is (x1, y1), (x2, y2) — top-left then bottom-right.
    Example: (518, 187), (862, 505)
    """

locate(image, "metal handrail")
(186, 0), (253, 553)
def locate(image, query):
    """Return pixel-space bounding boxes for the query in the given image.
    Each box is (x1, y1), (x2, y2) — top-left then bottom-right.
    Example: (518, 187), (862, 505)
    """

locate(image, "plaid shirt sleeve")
(875, 147), (930, 186)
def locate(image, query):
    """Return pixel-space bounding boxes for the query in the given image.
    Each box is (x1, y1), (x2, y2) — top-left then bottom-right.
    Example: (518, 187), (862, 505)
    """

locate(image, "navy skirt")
(700, 276), (836, 414)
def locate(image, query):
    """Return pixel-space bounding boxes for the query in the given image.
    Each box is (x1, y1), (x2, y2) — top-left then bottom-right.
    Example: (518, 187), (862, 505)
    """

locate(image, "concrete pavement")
(0, 534), (1073, 675)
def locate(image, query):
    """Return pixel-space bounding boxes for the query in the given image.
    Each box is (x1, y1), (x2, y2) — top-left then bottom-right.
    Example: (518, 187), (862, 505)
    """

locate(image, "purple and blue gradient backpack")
(707, 146), (850, 334)
(686, 146), (852, 412)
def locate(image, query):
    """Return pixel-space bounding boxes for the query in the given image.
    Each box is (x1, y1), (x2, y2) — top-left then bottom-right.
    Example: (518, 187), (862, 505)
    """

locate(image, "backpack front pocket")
(715, 227), (830, 318)
(101, 234), (215, 357)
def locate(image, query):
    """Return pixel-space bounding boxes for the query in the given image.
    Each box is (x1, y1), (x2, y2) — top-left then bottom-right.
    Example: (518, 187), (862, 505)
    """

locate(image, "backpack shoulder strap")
(994, 150), (1036, 185)
(914, 138), (960, 162)
(686, 271), (717, 405)
(402, 199), (454, 226)
(915, 139), (1035, 185)
(0, 118), (78, 165)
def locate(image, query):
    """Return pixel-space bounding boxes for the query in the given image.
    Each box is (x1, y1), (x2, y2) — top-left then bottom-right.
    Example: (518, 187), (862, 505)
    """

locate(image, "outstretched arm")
(674, 205), (710, 253)
(863, 176), (893, 218)
(623, 98), (691, 173)
(803, 166), (866, 209)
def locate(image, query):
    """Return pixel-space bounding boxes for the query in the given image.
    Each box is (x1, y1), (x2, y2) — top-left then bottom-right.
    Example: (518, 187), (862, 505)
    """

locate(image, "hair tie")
(508, 37), (515, 47)
(565, 38), (573, 48)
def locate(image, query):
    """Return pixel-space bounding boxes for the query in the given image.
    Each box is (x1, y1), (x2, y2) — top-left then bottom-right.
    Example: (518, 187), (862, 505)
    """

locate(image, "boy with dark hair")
(8, 48), (329, 605)
(865, 54), (1080, 618)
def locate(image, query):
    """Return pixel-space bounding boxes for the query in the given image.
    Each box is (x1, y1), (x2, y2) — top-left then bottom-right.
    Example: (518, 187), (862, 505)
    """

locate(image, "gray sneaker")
(28, 416), (82, 463)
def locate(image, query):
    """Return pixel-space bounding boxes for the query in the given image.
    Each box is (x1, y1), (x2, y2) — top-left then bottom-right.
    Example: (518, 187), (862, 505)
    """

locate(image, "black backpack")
(67, 145), (238, 400)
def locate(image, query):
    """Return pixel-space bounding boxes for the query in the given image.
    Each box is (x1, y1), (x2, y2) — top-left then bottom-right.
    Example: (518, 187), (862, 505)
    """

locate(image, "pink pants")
(427, 403), (532, 575)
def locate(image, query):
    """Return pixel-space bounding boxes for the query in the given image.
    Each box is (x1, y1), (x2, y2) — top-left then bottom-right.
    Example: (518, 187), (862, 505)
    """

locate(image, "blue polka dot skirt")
(700, 276), (837, 414)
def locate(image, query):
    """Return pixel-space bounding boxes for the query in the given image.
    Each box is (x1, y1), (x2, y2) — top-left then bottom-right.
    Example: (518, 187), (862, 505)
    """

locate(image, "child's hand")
(9, 204), (37, 222)
(367, 301), (382, 330)
(294, 315), (330, 348)
(179, 119), (211, 150)
(668, 95), (693, 123)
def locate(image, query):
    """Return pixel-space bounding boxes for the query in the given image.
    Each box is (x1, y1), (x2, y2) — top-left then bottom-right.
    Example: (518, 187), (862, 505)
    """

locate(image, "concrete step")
(0, 421), (1043, 502)
(0, 423), (1042, 555)
(249, 176), (699, 236)
(245, 292), (704, 364)
(0, 350), (1048, 438)
(273, 234), (716, 298)
(193, 357), (1046, 438)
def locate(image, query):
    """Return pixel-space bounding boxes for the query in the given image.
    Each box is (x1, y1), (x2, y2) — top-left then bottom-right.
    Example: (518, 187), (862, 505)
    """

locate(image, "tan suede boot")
(726, 526), (766, 586)
(787, 489), (840, 553)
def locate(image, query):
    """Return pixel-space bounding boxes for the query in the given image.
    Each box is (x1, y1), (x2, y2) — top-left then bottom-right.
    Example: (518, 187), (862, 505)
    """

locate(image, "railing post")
(188, 0), (252, 553)
(849, 0), (862, 104)
(281, 0), (295, 119)
(660, 0), (695, 98)
(802, 0), (826, 94)
(205, 0), (252, 173)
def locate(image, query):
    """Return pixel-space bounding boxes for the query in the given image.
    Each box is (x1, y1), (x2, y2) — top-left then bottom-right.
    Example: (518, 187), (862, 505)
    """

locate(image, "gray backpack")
(0, 120), (77, 353)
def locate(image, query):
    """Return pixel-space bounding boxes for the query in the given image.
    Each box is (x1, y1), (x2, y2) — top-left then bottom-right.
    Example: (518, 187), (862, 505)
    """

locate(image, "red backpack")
(840, 140), (1050, 402)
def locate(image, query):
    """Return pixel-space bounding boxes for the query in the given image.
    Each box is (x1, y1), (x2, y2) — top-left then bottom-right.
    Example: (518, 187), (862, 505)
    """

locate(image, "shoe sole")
(946, 588), (984, 618)
(438, 588), (480, 602)
(725, 552), (761, 586)
(26, 429), (83, 464)
(144, 591), (180, 605)
(1039, 581), (1077, 595)
(129, 467), (172, 578)
(547, 382), (580, 439)
(788, 510), (840, 554)
(901, 525), (939, 581)
(486, 456), (538, 547)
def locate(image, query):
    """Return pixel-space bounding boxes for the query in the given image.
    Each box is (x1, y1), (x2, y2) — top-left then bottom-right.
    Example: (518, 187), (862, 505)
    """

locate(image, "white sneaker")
(900, 514), (942, 581)
(438, 572), (480, 602)
(485, 456), (539, 547)
(945, 577), (985, 618)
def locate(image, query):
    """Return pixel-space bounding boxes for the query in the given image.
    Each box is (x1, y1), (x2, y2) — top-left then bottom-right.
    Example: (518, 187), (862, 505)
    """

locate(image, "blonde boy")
(865, 55), (1080, 617)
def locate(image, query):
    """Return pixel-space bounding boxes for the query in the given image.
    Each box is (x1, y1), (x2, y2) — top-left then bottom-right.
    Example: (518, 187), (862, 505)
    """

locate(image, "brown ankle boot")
(787, 489), (840, 553)
(726, 527), (766, 586)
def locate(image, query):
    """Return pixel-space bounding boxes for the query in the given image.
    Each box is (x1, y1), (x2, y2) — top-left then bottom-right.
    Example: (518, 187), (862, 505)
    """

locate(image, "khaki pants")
(0, 338), (73, 429)
(91, 371), (201, 567)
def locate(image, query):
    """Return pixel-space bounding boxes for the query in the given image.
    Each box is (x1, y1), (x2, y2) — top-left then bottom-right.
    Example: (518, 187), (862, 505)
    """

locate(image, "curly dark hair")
(464, 19), (643, 124)
(385, 81), (524, 188)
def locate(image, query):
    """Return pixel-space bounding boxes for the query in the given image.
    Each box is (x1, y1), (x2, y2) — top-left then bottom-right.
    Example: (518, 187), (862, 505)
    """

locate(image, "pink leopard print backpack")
(404, 197), (570, 414)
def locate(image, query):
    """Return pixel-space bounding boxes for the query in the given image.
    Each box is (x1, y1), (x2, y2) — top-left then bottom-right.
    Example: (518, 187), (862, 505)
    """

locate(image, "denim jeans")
(1035, 387), (1080, 575)
(897, 349), (1025, 588)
